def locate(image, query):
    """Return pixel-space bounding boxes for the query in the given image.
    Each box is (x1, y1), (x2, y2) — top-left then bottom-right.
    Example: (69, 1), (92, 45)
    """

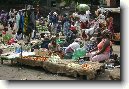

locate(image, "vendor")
(86, 30), (112, 62)
(65, 38), (81, 54)
(48, 37), (61, 53)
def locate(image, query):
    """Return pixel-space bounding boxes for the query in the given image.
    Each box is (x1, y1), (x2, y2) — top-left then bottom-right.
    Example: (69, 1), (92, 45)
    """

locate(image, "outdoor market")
(0, 0), (120, 80)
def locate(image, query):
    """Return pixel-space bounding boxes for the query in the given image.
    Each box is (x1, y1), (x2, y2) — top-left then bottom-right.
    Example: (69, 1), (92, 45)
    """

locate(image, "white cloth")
(65, 42), (80, 53)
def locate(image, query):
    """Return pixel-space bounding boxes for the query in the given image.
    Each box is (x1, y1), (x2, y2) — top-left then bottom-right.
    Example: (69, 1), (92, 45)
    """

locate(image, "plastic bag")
(72, 48), (86, 61)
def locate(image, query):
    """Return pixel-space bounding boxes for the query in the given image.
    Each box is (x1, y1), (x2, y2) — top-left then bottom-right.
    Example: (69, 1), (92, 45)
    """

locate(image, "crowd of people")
(0, 5), (116, 63)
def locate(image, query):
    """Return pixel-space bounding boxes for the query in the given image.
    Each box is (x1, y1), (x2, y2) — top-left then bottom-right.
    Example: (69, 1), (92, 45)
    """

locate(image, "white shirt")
(65, 42), (80, 53)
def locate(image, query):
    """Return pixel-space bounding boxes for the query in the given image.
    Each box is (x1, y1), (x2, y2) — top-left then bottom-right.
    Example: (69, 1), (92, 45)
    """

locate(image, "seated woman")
(65, 38), (81, 53)
(64, 38), (81, 59)
(86, 30), (112, 62)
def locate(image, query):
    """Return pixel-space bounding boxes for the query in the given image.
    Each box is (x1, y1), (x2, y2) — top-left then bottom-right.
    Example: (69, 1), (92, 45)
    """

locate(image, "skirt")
(86, 52), (110, 62)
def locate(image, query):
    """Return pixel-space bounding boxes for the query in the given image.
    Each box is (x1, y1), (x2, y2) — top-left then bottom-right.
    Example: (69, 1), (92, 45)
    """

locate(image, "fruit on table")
(22, 56), (48, 61)
(82, 64), (93, 70)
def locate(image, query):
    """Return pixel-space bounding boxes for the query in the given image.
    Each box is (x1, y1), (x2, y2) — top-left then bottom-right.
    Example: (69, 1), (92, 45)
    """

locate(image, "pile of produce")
(22, 56), (48, 61)
(48, 54), (61, 63)
(82, 63), (93, 70)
